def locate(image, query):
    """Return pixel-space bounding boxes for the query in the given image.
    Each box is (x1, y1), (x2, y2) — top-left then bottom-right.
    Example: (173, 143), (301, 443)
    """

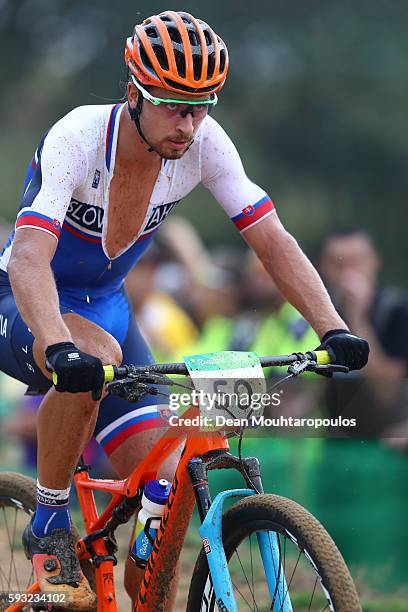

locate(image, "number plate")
(183, 351), (266, 430)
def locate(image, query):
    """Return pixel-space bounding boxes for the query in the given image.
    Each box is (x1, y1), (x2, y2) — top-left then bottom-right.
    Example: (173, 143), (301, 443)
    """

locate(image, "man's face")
(319, 234), (380, 290)
(128, 84), (211, 159)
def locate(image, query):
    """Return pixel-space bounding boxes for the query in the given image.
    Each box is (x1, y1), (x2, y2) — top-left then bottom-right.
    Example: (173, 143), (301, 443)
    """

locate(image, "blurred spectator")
(3, 395), (39, 472)
(185, 247), (246, 351)
(180, 249), (318, 372)
(241, 253), (320, 419)
(159, 216), (213, 286)
(244, 252), (318, 358)
(318, 228), (408, 438)
(0, 372), (27, 469)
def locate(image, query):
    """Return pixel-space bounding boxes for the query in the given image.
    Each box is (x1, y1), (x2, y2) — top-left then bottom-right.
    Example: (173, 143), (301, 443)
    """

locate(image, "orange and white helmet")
(125, 11), (229, 96)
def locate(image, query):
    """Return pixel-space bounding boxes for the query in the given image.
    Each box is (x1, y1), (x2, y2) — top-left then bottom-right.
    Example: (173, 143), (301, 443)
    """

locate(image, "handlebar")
(51, 350), (347, 404)
(110, 349), (332, 378)
(52, 350), (335, 386)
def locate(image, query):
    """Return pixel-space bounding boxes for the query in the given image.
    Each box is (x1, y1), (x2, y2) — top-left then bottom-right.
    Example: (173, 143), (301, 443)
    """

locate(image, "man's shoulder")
(44, 104), (121, 157)
(195, 115), (237, 163)
(49, 104), (120, 140)
(198, 114), (228, 143)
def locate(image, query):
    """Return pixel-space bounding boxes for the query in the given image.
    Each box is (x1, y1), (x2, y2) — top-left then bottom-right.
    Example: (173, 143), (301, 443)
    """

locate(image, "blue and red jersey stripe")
(99, 412), (167, 456)
(231, 195), (275, 231)
(16, 210), (61, 239)
(105, 103), (122, 172)
(62, 220), (102, 244)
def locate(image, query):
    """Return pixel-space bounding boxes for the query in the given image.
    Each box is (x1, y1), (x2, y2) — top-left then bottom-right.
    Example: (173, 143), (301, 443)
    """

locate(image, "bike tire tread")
(187, 493), (361, 612)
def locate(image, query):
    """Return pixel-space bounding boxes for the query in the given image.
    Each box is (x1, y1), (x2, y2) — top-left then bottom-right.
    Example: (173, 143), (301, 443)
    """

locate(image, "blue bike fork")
(198, 488), (293, 612)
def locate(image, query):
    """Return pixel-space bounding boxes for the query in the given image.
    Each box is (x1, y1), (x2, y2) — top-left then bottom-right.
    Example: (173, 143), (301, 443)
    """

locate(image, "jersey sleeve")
(200, 117), (275, 232)
(15, 123), (88, 241)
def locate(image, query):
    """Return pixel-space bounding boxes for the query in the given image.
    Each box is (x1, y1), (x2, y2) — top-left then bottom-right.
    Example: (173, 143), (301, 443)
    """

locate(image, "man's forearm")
(8, 255), (72, 350)
(246, 224), (347, 339)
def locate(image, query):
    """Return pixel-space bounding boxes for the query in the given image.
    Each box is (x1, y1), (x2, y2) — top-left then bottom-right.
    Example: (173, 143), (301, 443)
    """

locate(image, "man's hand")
(317, 329), (369, 371)
(45, 342), (105, 401)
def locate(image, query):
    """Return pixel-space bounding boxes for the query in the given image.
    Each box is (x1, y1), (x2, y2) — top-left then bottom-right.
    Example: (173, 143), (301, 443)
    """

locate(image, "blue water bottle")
(130, 479), (171, 567)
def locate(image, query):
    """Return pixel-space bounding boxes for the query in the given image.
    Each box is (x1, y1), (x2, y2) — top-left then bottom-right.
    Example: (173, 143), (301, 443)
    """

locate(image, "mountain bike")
(0, 350), (362, 611)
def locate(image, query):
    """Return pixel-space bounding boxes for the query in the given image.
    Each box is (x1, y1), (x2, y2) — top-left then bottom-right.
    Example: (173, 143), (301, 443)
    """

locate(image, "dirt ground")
(0, 516), (197, 611)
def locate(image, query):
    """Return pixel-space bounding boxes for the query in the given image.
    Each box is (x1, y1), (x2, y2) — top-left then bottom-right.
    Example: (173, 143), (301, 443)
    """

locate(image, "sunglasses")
(131, 76), (218, 118)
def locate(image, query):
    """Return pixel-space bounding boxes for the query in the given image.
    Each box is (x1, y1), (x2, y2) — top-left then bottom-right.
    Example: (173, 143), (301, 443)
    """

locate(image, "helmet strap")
(127, 97), (156, 154)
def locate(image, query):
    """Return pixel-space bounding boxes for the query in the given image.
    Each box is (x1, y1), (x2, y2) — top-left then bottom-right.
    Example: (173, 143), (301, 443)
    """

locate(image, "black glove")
(45, 342), (105, 401)
(317, 329), (369, 371)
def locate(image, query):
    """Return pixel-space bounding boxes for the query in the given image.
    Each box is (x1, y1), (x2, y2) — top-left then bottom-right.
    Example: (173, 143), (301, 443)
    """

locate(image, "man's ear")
(127, 81), (139, 108)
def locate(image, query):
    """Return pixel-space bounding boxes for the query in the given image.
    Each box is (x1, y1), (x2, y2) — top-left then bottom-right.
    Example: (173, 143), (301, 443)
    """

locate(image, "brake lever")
(287, 360), (310, 376)
(308, 364), (349, 378)
(288, 361), (349, 377)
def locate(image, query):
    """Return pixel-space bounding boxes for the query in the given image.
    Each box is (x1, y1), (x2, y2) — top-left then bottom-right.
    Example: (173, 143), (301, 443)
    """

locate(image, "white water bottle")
(130, 479), (171, 567)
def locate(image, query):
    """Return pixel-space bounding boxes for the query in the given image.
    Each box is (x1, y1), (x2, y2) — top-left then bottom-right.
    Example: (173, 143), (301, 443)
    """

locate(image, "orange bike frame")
(5, 410), (229, 612)
(76, 426), (229, 612)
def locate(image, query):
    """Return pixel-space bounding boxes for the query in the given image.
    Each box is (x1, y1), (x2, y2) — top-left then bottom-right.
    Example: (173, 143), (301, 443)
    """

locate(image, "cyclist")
(0, 10), (369, 610)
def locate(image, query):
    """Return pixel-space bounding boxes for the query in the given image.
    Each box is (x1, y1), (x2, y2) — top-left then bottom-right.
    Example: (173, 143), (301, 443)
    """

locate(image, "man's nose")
(175, 112), (194, 137)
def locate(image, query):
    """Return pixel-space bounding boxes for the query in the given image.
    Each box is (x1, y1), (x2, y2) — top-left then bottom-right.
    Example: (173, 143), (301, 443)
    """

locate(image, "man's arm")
(8, 229), (73, 350)
(199, 118), (368, 368)
(243, 212), (347, 339)
(8, 229), (104, 397)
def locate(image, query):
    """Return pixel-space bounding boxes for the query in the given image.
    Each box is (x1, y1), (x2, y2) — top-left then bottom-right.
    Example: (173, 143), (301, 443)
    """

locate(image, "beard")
(152, 140), (193, 160)
(161, 148), (187, 160)
(135, 108), (197, 158)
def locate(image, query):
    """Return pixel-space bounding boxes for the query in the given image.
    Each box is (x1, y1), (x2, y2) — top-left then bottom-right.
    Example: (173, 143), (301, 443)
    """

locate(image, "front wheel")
(187, 494), (361, 612)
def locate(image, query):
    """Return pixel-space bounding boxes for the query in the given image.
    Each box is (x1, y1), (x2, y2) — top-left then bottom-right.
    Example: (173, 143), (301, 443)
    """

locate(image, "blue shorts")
(0, 271), (167, 456)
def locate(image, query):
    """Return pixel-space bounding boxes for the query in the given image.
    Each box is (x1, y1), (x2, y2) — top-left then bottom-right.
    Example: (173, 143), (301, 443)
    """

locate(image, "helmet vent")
(203, 30), (213, 46)
(188, 29), (200, 47)
(219, 49), (226, 73)
(163, 77), (216, 94)
(207, 53), (215, 79)
(153, 45), (169, 71)
(139, 45), (157, 77)
(174, 49), (186, 78)
(193, 54), (203, 80)
(146, 27), (159, 38)
(167, 25), (182, 45)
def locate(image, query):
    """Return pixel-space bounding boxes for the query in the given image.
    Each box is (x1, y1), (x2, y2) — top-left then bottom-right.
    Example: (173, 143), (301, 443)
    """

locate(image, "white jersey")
(0, 103), (275, 296)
